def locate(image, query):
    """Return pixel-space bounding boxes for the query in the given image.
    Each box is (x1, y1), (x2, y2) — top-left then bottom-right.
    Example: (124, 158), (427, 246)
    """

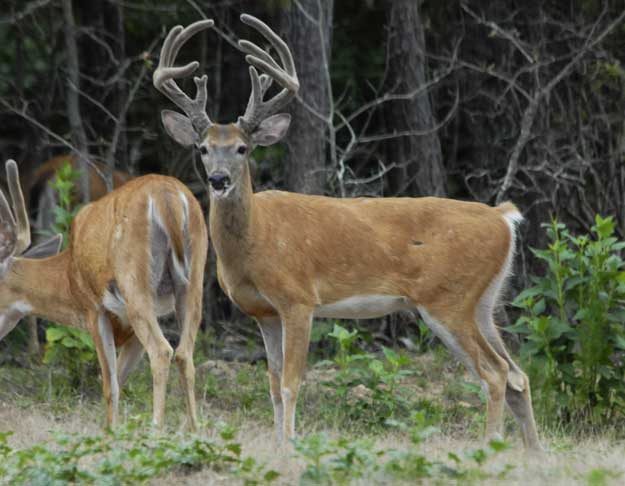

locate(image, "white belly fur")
(314, 295), (412, 319)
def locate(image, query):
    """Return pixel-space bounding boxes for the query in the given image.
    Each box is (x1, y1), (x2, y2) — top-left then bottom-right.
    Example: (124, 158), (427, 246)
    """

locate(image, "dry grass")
(0, 348), (623, 484)
(1, 399), (623, 485)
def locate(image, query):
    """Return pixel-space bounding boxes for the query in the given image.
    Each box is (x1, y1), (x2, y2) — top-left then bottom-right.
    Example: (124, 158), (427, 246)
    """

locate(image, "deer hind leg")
(280, 306), (313, 442)
(91, 312), (120, 427)
(118, 270), (173, 428)
(476, 311), (541, 450)
(117, 334), (144, 387)
(126, 306), (173, 428)
(172, 255), (204, 432)
(257, 316), (284, 444)
(418, 306), (509, 442)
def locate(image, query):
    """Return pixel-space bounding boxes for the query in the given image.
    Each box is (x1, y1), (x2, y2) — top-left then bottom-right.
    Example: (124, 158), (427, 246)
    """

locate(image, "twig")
(0, 0), (52, 25)
(495, 6), (625, 204)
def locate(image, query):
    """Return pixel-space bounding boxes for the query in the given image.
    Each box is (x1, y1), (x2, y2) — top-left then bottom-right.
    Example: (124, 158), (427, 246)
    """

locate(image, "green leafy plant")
(322, 323), (413, 426)
(47, 159), (81, 243)
(0, 420), (278, 485)
(294, 432), (381, 485)
(293, 412), (510, 484)
(43, 325), (96, 392)
(41, 161), (96, 390)
(509, 215), (625, 425)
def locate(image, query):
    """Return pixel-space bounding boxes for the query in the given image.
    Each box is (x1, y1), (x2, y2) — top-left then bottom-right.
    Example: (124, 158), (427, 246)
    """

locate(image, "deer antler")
(237, 14), (300, 133)
(0, 160), (31, 261)
(153, 20), (215, 135)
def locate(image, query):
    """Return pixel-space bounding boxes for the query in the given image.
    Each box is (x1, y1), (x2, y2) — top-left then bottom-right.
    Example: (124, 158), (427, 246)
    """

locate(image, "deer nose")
(207, 172), (231, 190)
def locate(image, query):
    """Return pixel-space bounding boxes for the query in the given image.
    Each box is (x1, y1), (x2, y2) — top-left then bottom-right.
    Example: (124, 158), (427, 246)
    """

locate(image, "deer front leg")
(91, 312), (120, 427)
(257, 316), (284, 444)
(26, 316), (40, 354)
(279, 306), (313, 442)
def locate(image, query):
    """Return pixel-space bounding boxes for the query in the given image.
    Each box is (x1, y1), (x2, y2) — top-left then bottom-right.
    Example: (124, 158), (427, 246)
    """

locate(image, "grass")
(0, 339), (624, 484)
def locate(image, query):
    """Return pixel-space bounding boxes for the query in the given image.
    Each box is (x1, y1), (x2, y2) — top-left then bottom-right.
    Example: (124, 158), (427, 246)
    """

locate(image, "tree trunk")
(281, 0), (333, 194)
(106, 0), (127, 178)
(62, 0), (90, 202)
(383, 0), (446, 197)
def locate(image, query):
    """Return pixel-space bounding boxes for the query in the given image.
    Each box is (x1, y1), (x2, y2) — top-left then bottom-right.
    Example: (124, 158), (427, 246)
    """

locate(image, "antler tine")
(240, 14), (296, 83)
(0, 160), (23, 261)
(153, 20), (215, 134)
(237, 14), (299, 133)
(5, 160), (30, 254)
(0, 177), (16, 230)
(242, 69), (275, 118)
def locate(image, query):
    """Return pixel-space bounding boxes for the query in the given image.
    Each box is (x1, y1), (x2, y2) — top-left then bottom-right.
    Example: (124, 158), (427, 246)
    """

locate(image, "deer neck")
(9, 251), (84, 328)
(209, 161), (256, 266)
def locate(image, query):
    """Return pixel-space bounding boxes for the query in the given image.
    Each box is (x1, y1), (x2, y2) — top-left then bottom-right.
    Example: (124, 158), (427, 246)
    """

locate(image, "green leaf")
(46, 326), (67, 342)
(264, 470), (280, 482)
(593, 214), (615, 239)
(61, 336), (79, 348)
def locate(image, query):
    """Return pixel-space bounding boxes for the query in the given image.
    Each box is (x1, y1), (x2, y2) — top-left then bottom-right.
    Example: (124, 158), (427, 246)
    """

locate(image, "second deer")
(0, 160), (207, 429)
(154, 15), (541, 449)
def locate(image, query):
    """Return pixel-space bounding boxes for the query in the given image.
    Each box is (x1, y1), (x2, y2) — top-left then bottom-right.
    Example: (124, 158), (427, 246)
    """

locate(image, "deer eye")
(237, 145), (248, 155)
(199, 146), (208, 155)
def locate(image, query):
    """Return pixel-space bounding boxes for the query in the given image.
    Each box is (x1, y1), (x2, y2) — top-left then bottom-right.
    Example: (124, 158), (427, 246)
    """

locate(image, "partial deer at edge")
(0, 160), (207, 429)
(154, 15), (541, 450)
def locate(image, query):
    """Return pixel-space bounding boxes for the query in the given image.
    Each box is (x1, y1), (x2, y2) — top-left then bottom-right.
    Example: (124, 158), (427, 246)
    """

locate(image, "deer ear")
(161, 110), (199, 147)
(251, 114), (291, 147)
(23, 234), (63, 259)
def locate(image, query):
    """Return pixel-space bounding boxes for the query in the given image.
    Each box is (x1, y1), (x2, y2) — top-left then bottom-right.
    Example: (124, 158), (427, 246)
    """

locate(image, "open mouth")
(211, 183), (233, 198)
(208, 173), (233, 198)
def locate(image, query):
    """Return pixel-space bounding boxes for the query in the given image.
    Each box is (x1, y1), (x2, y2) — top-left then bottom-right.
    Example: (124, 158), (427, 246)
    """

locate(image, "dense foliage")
(511, 216), (625, 426)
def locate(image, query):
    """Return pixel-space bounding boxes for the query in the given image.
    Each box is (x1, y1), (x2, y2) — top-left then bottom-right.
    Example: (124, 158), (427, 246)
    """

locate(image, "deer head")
(0, 160), (62, 329)
(154, 15), (299, 199)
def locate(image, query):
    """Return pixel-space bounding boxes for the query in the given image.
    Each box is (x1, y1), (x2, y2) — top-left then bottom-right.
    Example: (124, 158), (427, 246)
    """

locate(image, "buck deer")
(0, 160), (207, 429)
(154, 15), (541, 449)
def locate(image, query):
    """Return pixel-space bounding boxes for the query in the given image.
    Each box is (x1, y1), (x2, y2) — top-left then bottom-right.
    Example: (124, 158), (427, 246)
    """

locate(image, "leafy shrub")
(321, 324), (413, 426)
(43, 325), (96, 393)
(509, 216), (625, 426)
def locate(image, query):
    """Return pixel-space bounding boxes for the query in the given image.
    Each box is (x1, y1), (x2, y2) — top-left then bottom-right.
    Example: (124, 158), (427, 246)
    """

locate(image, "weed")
(322, 323), (414, 426)
(294, 411), (511, 484)
(0, 419), (278, 485)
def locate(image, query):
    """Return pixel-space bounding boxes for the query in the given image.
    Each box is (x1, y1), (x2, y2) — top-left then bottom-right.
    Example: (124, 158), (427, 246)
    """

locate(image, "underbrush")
(0, 420), (276, 485)
(510, 216), (625, 428)
(293, 412), (512, 485)
(2, 328), (625, 484)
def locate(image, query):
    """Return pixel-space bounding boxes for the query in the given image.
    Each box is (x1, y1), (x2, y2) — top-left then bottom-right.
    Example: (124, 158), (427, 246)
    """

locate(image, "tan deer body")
(0, 164), (208, 429)
(21, 154), (132, 354)
(154, 15), (541, 449)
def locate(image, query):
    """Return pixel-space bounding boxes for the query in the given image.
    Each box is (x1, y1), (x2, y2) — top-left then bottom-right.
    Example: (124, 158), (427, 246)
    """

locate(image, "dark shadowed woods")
(1, 0), (624, 340)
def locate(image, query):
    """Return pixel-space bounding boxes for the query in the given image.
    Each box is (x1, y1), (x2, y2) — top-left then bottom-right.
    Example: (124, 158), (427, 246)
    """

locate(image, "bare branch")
(0, 0), (52, 25)
(495, 7), (625, 204)
(461, 3), (535, 64)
